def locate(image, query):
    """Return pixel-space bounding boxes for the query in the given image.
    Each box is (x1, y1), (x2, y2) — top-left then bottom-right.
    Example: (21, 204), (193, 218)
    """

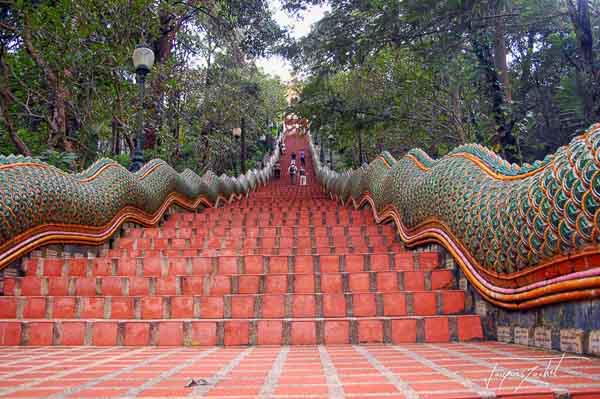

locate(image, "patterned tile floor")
(0, 342), (598, 398)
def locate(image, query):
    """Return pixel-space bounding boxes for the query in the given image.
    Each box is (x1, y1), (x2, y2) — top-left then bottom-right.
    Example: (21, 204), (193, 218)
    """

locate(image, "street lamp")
(232, 127), (241, 174)
(328, 134), (334, 170)
(356, 112), (366, 166)
(319, 136), (325, 163)
(257, 133), (267, 160)
(311, 114), (318, 145)
(129, 44), (155, 172)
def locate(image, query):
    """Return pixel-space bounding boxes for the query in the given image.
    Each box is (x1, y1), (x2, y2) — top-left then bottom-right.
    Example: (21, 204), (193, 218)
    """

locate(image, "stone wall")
(449, 252), (600, 356)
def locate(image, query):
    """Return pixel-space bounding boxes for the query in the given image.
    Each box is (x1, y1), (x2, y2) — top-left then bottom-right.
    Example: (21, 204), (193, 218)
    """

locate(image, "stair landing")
(0, 343), (598, 398)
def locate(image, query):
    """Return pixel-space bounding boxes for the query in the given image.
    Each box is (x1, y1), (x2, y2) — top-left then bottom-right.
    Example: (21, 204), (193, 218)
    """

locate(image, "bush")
(39, 150), (78, 172)
(108, 153), (132, 169)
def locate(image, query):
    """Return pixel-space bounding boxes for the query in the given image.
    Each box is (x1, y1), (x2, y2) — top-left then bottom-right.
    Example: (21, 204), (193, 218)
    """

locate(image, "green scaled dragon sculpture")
(311, 124), (600, 309)
(0, 147), (279, 268)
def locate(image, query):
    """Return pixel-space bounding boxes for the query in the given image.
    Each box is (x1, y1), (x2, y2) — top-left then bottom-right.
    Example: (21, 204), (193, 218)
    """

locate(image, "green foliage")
(108, 153), (132, 169)
(0, 128), (46, 155)
(285, 0), (600, 164)
(0, 0), (286, 175)
(38, 149), (78, 171)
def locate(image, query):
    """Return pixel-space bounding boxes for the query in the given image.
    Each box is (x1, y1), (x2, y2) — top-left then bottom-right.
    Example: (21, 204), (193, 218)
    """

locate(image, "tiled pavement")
(0, 343), (598, 398)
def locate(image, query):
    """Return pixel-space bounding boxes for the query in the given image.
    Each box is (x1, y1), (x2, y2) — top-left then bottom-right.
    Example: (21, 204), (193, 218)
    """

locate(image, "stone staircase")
(0, 134), (483, 346)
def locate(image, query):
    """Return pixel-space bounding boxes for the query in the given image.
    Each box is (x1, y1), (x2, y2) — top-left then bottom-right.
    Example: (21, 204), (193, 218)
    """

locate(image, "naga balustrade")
(0, 138), (282, 270)
(309, 123), (600, 310)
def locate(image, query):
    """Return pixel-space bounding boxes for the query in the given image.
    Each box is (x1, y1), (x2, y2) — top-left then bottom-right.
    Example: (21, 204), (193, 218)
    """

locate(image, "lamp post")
(258, 132), (267, 162)
(129, 44), (155, 172)
(266, 120), (274, 152)
(319, 132), (325, 163)
(328, 134), (334, 170)
(241, 117), (246, 174)
(232, 126), (241, 174)
(357, 111), (366, 166)
(311, 114), (318, 146)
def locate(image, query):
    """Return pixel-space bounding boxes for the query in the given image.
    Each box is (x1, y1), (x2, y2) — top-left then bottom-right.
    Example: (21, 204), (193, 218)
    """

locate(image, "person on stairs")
(299, 166), (306, 186)
(300, 150), (305, 167)
(288, 163), (297, 185)
(274, 162), (281, 179)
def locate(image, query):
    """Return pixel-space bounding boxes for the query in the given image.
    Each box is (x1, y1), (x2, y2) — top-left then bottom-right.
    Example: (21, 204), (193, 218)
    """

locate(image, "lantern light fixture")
(132, 44), (155, 74)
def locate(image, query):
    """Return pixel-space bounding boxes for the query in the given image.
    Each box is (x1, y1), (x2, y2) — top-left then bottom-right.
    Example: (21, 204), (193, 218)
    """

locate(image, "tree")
(0, 0), (287, 175)
(284, 0), (596, 164)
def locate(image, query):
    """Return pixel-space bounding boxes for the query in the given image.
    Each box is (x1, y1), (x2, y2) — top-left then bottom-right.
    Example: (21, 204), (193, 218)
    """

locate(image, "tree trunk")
(0, 101), (31, 156)
(22, 14), (69, 151)
(451, 85), (467, 143)
(51, 83), (69, 150)
(124, 132), (135, 155)
(205, 36), (215, 87)
(566, 0), (600, 122)
(149, 9), (181, 151)
(470, 33), (518, 162)
(241, 117), (246, 174)
(567, 0), (595, 75)
(111, 117), (120, 155)
(575, 69), (594, 124)
(0, 53), (31, 156)
(174, 105), (180, 158)
(355, 126), (364, 166)
(493, 0), (511, 103)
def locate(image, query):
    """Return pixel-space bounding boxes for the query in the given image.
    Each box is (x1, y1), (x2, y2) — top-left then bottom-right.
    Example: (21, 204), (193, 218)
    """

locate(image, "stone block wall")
(449, 252), (600, 356)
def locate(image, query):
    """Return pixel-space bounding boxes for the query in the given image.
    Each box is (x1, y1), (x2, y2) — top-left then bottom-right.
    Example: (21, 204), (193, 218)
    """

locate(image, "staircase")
(0, 134), (483, 346)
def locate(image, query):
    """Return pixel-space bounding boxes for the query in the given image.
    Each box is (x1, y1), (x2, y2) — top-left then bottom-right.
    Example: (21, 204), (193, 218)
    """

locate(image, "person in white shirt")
(299, 166), (307, 186)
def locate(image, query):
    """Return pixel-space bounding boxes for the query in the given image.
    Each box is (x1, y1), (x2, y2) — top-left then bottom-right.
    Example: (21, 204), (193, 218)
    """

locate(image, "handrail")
(309, 123), (600, 309)
(0, 136), (282, 269)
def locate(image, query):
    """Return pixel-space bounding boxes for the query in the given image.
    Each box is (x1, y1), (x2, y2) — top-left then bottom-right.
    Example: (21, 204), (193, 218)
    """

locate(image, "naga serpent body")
(0, 149), (279, 269)
(312, 124), (600, 309)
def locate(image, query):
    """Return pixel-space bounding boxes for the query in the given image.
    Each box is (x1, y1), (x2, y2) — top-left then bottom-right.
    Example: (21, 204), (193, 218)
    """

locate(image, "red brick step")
(23, 252), (443, 277)
(0, 290), (466, 319)
(0, 314), (483, 345)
